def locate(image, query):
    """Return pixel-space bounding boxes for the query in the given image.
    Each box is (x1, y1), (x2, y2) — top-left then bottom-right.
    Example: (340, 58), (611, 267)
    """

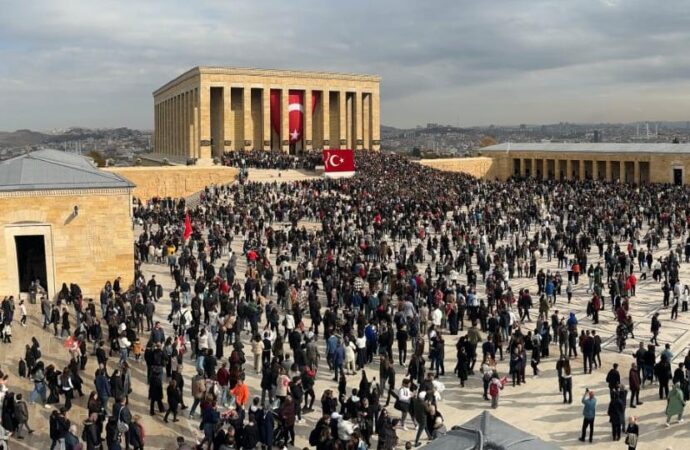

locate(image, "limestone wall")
(105, 166), (238, 200)
(418, 157), (510, 180)
(0, 189), (134, 299)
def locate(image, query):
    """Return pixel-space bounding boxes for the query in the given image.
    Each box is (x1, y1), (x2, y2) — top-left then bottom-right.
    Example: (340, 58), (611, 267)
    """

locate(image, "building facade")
(153, 67), (381, 160)
(0, 150), (134, 299)
(479, 143), (690, 185)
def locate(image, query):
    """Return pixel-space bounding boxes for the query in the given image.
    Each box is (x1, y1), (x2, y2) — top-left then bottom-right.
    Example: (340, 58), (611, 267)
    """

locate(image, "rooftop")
(0, 149), (135, 192)
(154, 66), (381, 96)
(482, 142), (690, 154)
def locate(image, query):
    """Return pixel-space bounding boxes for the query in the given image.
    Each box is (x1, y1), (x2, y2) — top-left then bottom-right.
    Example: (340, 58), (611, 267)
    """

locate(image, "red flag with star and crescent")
(322, 149), (355, 178)
(183, 213), (192, 240)
(288, 90), (303, 143)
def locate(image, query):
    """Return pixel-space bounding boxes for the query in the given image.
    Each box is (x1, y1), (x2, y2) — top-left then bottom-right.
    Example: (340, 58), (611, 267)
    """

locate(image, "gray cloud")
(1, 0), (690, 130)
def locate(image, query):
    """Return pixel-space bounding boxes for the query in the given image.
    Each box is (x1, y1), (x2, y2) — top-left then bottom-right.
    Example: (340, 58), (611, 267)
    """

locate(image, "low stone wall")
(418, 157), (508, 180)
(105, 166), (238, 200)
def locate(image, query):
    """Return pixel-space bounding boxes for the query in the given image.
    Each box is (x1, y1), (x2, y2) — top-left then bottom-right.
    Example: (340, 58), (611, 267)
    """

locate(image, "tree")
(87, 150), (106, 167)
(479, 136), (497, 148)
(411, 147), (421, 157)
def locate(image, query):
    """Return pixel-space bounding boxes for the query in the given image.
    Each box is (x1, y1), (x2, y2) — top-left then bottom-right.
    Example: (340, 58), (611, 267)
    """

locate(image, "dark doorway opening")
(15, 235), (47, 293)
(674, 168), (683, 186)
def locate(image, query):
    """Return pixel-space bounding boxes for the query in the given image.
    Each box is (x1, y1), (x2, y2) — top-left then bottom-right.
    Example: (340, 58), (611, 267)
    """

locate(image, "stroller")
(271, 410), (290, 449)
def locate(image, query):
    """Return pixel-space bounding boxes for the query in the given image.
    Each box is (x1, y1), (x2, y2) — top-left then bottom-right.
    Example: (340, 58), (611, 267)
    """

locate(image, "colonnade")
(154, 85), (381, 159)
(513, 157), (650, 184)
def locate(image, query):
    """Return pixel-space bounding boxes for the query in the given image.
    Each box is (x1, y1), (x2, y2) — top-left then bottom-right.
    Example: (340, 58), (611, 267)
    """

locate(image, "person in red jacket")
(279, 395), (297, 446)
(216, 362), (230, 407)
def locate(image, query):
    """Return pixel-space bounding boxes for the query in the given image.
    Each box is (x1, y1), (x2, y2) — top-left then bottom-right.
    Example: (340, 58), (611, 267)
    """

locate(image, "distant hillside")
(0, 129), (51, 147)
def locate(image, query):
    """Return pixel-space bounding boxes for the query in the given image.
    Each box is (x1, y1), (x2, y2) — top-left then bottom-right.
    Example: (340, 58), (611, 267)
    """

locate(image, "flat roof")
(482, 142), (690, 155)
(154, 66), (381, 97)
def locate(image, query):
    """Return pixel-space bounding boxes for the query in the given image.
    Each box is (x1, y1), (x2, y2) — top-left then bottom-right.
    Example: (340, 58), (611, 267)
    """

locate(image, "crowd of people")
(5, 150), (690, 449)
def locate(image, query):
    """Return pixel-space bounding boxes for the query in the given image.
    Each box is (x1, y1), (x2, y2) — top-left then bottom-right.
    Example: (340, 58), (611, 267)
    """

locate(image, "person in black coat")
(607, 392), (625, 441)
(241, 414), (260, 449)
(256, 405), (274, 449)
(110, 369), (124, 402)
(148, 374), (165, 416)
(163, 379), (182, 422)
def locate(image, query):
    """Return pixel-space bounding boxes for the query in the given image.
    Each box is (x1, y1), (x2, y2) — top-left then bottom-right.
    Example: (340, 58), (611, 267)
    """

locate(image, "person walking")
(628, 362), (642, 408)
(163, 379), (182, 423)
(607, 391), (624, 441)
(625, 416), (638, 450)
(579, 389), (597, 443)
(665, 382), (686, 427)
(14, 394), (34, 438)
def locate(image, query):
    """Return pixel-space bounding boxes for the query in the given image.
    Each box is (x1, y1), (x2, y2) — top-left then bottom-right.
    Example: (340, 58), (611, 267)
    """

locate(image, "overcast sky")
(1, 0), (690, 130)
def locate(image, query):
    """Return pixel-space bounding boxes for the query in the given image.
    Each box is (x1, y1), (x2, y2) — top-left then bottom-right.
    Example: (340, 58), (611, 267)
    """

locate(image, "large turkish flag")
(322, 149), (355, 178)
(288, 90), (304, 143)
(270, 89), (281, 136)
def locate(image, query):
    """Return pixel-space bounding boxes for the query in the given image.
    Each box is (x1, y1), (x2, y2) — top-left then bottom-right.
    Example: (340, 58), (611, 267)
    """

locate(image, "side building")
(153, 66), (381, 160)
(0, 150), (135, 299)
(476, 143), (690, 185)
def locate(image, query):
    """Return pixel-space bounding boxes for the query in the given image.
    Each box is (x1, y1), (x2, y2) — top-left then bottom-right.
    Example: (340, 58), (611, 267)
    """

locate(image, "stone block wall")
(418, 157), (509, 180)
(105, 166), (238, 200)
(0, 189), (134, 299)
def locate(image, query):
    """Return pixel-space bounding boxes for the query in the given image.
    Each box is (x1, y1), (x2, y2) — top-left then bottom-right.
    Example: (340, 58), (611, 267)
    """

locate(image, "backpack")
(489, 381), (499, 397)
(18, 359), (26, 377)
(309, 426), (320, 446)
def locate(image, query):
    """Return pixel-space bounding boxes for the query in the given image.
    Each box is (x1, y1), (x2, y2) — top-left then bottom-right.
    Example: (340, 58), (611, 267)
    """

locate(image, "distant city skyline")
(2, 1), (690, 130)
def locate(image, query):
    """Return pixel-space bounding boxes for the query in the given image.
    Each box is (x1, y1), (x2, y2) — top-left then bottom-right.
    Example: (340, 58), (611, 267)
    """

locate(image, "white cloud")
(1, 0), (690, 129)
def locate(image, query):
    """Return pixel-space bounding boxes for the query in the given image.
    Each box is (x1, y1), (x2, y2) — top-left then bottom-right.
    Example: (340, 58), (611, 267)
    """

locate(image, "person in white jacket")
(118, 334), (131, 365)
(344, 339), (357, 375)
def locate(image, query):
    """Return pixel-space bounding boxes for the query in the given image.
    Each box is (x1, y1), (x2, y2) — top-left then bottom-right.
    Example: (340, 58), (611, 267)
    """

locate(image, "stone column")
(158, 101), (164, 154)
(322, 90), (330, 150)
(542, 159), (548, 180)
(222, 88), (233, 152)
(554, 159), (560, 179)
(371, 90), (380, 151)
(339, 90), (347, 149)
(243, 86), (252, 151)
(281, 89), (289, 152)
(362, 93), (371, 150)
(355, 91), (363, 150)
(565, 160), (572, 180)
(178, 94), (184, 158)
(163, 99), (172, 155)
(305, 88), (313, 151)
(199, 86), (211, 160)
(170, 96), (177, 157)
(262, 88), (271, 150)
(180, 94), (185, 157)
(530, 159), (537, 177)
(605, 160), (612, 181)
(186, 92), (193, 158)
(579, 160), (585, 179)
(154, 103), (159, 153)
(634, 160), (640, 184)
(592, 160), (598, 180)
(193, 88), (199, 159)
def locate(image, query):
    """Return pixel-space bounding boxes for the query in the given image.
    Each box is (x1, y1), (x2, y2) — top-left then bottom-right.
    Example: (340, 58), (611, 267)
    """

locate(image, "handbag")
(393, 399), (403, 411)
(117, 408), (129, 434)
(625, 433), (637, 448)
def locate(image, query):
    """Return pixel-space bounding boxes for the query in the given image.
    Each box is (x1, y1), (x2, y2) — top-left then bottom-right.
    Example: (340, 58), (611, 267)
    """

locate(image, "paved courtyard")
(4, 169), (690, 450)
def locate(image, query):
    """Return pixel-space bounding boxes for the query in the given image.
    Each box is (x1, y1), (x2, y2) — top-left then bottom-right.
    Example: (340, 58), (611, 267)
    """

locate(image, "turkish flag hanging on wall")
(322, 149), (355, 178)
(288, 90), (304, 143)
(269, 90), (317, 144)
(270, 89), (281, 136)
